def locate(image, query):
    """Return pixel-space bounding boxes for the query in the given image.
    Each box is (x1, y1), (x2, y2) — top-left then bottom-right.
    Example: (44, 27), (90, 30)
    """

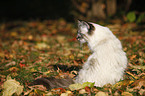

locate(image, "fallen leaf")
(85, 86), (90, 93)
(126, 71), (138, 79)
(112, 79), (134, 89)
(139, 89), (145, 95)
(121, 92), (133, 96)
(69, 82), (95, 91)
(5, 61), (16, 67)
(131, 65), (145, 69)
(60, 93), (69, 96)
(82, 82), (95, 88)
(131, 79), (145, 89)
(24, 88), (34, 95)
(28, 35), (33, 40)
(8, 67), (19, 72)
(19, 63), (26, 68)
(95, 91), (108, 96)
(10, 32), (17, 37)
(2, 76), (23, 96)
(35, 43), (50, 49)
(79, 89), (87, 94)
(69, 83), (83, 91)
(0, 52), (5, 57)
(45, 92), (53, 96)
(56, 35), (65, 43)
(130, 55), (136, 60)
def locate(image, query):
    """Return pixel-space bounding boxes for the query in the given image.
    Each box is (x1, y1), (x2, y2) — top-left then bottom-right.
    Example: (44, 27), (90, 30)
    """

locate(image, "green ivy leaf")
(137, 13), (145, 23)
(127, 11), (136, 22)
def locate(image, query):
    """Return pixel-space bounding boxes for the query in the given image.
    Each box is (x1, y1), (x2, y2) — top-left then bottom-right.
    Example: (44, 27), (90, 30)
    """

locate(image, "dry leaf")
(130, 55), (136, 60)
(2, 76), (23, 96)
(139, 89), (145, 95)
(10, 32), (17, 37)
(131, 65), (145, 69)
(69, 82), (94, 91)
(121, 92), (133, 96)
(56, 35), (65, 43)
(112, 79), (134, 89)
(8, 67), (19, 72)
(95, 91), (108, 96)
(35, 43), (50, 49)
(79, 89), (87, 94)
(69, 83), (83, 91)
(131, 79), (145, 89)
(60, 91), (72, 96)
(5, 61), (16, 67)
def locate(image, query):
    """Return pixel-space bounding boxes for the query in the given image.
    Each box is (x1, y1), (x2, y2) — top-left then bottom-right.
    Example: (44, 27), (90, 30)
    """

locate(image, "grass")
(0, 19), (145, 95)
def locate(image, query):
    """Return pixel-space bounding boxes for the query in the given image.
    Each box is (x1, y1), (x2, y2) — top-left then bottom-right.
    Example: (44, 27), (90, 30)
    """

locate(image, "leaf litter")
(0, 19), (145, 95)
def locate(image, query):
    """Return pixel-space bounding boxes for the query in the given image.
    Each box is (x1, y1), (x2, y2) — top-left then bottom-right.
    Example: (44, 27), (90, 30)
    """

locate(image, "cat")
(31, 20), (127, 89)
(75, 20), (127, 87)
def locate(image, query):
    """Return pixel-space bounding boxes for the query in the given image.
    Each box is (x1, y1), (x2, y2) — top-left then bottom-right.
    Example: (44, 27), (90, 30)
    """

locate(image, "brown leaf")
(131, 78), (145, 90)
(139, 89), (145, 96)
(85, 86), (90, 93)
(121, 92), (133, 96)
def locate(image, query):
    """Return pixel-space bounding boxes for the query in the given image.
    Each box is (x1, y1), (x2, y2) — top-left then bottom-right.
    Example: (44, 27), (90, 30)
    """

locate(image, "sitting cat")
(31, 20), (127, 89)
(75, 20), (127, 87)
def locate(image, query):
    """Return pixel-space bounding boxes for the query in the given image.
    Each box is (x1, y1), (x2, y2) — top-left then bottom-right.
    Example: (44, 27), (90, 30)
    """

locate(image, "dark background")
(0, 0), (144, 22)
(0, 0), (72, 21)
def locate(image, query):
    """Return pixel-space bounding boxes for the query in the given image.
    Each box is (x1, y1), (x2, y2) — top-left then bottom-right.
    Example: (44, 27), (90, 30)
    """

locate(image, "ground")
(0, 19), (145, 95)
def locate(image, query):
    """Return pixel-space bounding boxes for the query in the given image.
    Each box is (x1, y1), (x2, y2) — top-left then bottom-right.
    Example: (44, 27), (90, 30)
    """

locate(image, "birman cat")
(75, 20), (127, 87)
(31, 20), (127, 89)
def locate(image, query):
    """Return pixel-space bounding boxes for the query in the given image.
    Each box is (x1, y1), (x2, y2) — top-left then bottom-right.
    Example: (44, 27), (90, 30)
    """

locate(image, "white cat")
(32, 20), (127, 89)
(75, 20), (127, 87)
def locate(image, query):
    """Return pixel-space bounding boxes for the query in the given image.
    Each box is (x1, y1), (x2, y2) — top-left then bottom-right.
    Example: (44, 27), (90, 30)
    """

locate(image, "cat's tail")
(30, 77), (74, 90)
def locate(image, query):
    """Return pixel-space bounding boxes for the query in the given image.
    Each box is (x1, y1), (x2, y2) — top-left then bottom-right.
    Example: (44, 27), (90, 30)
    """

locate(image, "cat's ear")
(78, 20), (90, 29)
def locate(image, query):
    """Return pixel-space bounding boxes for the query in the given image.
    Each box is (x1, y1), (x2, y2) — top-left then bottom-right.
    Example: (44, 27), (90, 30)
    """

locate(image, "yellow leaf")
(35, 43), (49, 49)
(28, 35), (33, 40)
(30, 68), (37, 72)
(60, 91), (72, 96)
(8, 67), (19, 72)
(60, 93), (69, 96)
(79, 89), (87, 94)
(69, 83), (83, 91)
(56, 35), (65, 43)
(95, 91), (108, 96)
(121, 92), (133, 96)
(0, 52), (5, 57)
(69, 82), (95, 91)
(2, 76), (23, 96)
(126, 71), (138, 79)
(43, 70), (51, 75)
(131, 65), (145, 69)
(112, 79), (134, 89)
(10, 32), (17, 37)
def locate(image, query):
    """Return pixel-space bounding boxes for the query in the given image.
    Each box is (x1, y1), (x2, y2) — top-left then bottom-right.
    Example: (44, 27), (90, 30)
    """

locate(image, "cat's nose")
(77, 34), (83, 40)
(76, 35), (80, 40)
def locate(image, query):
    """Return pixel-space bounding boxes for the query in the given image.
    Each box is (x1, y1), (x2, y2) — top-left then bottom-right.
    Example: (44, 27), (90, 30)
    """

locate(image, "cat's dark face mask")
(76, 32), (83, 41)
(76, 29), (86, 46)
(77, 20), (90, 45)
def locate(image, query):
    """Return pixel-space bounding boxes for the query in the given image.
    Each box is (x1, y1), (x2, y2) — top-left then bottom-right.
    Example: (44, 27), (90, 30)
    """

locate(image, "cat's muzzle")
(76, 33), (83, 41)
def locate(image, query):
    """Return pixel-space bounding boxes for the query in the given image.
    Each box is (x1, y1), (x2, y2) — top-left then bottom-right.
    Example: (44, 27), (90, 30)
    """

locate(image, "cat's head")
(77, 20), (95, 45)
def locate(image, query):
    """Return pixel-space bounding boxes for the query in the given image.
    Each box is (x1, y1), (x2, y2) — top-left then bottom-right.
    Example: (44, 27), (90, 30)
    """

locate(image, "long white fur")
(75, 22), (127, 87)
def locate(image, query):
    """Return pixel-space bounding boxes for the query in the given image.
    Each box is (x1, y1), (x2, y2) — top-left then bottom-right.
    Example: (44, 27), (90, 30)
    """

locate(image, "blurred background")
(0, 0), (145, 23)
(0, 1), (145, 95)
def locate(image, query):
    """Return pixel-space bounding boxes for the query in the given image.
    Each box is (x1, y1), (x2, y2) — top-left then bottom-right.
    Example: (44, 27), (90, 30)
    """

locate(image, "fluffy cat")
(75, 20), (127, 87)
(31, 20), (127, 89)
